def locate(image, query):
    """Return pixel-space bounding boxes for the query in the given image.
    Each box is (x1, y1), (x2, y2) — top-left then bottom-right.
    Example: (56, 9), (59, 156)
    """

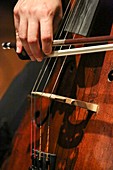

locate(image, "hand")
(14, 0), (62, 61)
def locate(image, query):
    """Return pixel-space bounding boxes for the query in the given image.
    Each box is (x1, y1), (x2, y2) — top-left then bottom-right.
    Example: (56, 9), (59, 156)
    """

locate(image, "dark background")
(0, 1), (27, 98)
(0, 1), (15, 45)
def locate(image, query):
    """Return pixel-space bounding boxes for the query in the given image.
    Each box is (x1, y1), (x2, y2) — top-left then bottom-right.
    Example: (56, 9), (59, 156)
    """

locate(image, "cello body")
(1, 0), (113, 170)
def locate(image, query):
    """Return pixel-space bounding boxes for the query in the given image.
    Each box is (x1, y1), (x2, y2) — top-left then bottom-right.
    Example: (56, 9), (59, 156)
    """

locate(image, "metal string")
(30, 0), (74, 161)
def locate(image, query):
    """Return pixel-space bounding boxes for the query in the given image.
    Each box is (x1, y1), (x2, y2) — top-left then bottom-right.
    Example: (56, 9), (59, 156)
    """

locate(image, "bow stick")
(53, 35), (113, 46)
(48, 43), (113, 58)
(2, 35), (113, 59)
(2, 35), (113, 48)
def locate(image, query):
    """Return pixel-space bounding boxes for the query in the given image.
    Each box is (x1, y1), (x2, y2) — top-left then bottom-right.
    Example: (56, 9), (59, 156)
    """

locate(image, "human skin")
(13, 0), (62, 61)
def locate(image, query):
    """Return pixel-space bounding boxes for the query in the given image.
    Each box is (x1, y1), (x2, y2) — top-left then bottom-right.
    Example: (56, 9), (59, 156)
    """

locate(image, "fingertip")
(43, 40), (52, 55)
(36, 52), (44, 62)
(36, 57), (43, 62)
(16, 37), (23, 53)
(16, 46), (22, 53)
(29, 56), (36, 61)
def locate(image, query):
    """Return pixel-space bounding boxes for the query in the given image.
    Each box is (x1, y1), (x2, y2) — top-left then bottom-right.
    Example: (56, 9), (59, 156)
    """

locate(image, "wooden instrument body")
(2, 37), (113, 170)
(1, 1), (113, 170)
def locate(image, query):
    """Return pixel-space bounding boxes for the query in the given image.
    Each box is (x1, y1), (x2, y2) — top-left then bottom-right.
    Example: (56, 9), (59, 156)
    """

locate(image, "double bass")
(1, 0), (113, 169)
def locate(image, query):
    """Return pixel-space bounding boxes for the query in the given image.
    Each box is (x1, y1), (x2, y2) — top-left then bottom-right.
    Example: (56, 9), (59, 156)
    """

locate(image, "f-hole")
(108, 70), (113, 82)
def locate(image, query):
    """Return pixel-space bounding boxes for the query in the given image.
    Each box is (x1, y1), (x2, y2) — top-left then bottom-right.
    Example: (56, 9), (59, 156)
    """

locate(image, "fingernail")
(16, 47), (21, 53)
(36, 58), (43, 62)
(44, 41), (52, 54)
(29, 55), (36, 61)
(36, 55), (43, 62)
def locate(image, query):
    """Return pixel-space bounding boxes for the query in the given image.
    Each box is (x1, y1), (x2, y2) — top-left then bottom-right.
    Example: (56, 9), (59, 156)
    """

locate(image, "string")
(30, 0), (78, 164)
(33, 0), (77, 93)
(39, 97), (43, 160)
(33, 0), (79, 161)
(30, 0), (71, 163)
(31, 0), (73, 136)
(42, 0), (78, 160)
(51, 0), (91, 160)
(31, 0), (73, 93)
(42, 0), (86, 95)
(32, 0), (92, 166)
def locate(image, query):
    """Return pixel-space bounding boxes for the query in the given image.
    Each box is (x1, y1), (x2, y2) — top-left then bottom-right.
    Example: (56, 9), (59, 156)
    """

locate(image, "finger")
(27, 18), (43, 61)
(13, 9), (23, 53)
(18, 16), (35, 61)
(40, 17), (53, 55)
